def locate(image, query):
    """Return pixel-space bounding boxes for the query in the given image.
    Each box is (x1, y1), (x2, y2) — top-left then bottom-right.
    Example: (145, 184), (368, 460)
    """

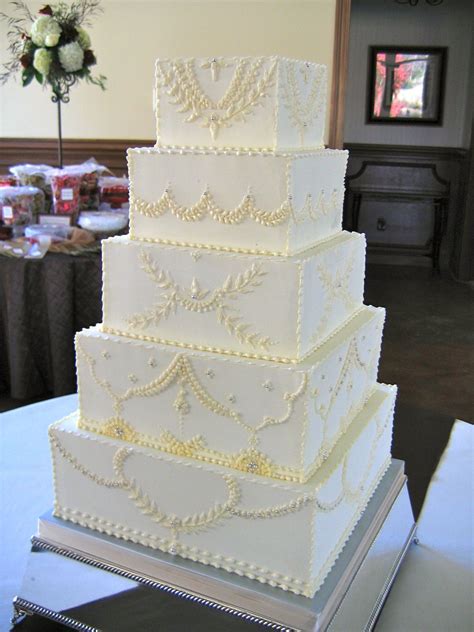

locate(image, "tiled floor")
(365, 263), (473, 517)
(0, 394), (49, 413)
(1, 264), (473, 518)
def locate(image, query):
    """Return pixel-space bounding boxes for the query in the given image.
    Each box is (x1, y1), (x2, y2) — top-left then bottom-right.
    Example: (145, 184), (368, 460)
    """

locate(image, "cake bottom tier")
(49, 384), (396, 598)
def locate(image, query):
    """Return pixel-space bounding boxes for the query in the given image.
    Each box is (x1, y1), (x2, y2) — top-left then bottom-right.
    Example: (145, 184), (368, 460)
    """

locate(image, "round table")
(0, 252), (101, 400)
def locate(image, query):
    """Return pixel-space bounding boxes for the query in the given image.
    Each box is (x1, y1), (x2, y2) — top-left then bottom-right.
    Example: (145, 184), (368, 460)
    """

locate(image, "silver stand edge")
(12, 597), (99, 632)
(363, 523), (417, 632)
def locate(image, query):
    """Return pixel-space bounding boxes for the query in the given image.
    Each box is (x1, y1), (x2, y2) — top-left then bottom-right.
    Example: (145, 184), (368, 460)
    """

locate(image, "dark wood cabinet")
(343, 144), (469, 276)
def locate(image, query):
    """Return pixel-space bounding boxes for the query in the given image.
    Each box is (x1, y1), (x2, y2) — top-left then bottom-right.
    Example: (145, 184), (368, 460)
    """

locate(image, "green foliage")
(0, 0), (106, 96)
(21, 65), (33, 86)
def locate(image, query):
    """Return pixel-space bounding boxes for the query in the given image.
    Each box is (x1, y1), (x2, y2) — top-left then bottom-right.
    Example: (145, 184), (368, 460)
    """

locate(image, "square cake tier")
(154, 56), (327, 150)
(50, 383), (396, 598)
(101, 232), (366, 363)
(128, 147), (348, 255)
(77, 307), (384, 483)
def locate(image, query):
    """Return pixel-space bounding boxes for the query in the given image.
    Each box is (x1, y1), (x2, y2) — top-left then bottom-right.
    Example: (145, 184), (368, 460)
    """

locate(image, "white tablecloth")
(0, 395), (77, 630)
(377, 420), (474, 631)
(0, 397), (472, 631)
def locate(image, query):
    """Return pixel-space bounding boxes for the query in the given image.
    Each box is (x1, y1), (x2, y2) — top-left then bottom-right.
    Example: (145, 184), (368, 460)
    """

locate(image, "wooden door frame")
(328, 0), (352, 149)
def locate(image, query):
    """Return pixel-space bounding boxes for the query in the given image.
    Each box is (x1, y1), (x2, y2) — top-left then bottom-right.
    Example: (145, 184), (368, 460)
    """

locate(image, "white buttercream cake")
(49, 56), (397, 598)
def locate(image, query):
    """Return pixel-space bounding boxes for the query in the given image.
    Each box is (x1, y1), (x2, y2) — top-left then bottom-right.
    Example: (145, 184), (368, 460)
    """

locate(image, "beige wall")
(0, 0), (336, 142)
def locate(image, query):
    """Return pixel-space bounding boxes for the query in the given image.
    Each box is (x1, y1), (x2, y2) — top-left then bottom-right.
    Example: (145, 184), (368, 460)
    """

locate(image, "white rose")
(33, 48), (52, 76)
(44, 32), (60, 47)
(58, 41), (84, 73)
(30, 15), (61, 48)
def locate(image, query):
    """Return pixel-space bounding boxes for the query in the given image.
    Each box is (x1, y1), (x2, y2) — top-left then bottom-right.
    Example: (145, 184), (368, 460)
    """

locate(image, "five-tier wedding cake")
(48, 56), (397, 598)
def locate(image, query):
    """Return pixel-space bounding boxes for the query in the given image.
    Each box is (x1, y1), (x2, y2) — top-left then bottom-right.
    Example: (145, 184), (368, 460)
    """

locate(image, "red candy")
(50, 173), (81, 215)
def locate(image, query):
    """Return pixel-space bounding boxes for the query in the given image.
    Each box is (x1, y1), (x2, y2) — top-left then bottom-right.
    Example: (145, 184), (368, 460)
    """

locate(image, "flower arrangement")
(0, 1), (106, 98)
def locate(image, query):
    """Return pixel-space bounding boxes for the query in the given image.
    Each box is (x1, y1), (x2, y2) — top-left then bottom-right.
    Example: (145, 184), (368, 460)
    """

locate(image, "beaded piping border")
(101, 308), (365, 366)
(127, 231), (339, 258)
(108, 226), (358, 263)
(128, 145), (347, 158)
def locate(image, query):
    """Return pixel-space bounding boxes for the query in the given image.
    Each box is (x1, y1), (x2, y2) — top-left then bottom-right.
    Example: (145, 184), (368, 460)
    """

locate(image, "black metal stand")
(56, 98), (63, 169)
(51, 74), (77, 169)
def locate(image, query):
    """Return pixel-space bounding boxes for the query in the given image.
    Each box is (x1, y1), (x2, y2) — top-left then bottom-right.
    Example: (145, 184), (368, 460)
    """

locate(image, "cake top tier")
(154, 56), (327, 151)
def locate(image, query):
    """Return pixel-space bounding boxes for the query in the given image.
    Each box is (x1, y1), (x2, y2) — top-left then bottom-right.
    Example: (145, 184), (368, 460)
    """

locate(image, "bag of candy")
(0, 175), (17, 187)
(99, 176), (129, 212)
(9, 164), (53, 211)
(0, 186), (45, 225)
(61, 159), (111, 210)
(50, 171), (82, 216)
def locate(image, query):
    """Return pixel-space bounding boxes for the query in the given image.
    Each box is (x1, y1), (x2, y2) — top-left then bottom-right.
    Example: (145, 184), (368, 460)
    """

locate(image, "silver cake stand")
(11, 460), (416, 632)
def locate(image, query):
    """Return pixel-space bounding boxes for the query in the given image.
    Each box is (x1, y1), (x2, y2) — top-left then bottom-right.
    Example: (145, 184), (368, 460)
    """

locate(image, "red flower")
(39, 5), (53, 15)
(83, 50), (96, 67)
(20, 54), (31, 68)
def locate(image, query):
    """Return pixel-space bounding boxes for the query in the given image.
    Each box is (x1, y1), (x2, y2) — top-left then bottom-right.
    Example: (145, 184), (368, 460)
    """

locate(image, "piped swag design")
(76, 338), (308, 480)
(51, 399), (391, 559)
(132, 187), (340, 227)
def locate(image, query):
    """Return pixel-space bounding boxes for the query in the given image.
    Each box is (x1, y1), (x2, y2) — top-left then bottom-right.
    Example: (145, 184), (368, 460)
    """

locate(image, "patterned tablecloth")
(0, 252), (101, 399)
